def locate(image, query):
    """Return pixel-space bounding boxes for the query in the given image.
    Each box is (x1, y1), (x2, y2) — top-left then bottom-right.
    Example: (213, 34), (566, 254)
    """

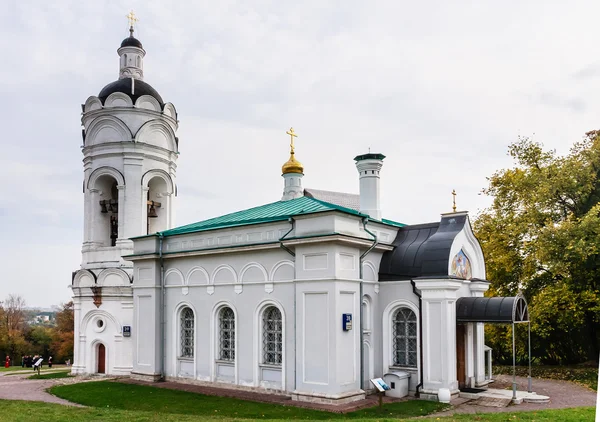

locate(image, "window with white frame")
(219, 307), (235, 361)
(262, 306), (282, 365)
(392, 307), (417, 367)
(180, 307), (194, 358)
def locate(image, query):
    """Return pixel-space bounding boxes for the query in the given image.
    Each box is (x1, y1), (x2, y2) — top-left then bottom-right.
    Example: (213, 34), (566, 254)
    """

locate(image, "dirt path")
(432, 374), (597, 417)
(0, 372), (85, 407)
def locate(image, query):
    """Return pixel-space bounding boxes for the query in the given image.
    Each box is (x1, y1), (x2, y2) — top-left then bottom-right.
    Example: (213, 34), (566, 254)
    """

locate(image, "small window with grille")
(180, 307), (194, 358)
(219, 307), (235, 361)
(262, 306), (282, 366)
(392, 307), (417, 367)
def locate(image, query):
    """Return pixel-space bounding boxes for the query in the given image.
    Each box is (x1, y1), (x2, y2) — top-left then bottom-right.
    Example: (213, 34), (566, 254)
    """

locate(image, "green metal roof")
(158, 196), (405, 237)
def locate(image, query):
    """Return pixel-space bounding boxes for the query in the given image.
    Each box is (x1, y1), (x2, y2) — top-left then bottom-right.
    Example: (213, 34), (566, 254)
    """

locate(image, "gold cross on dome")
(286, 127), (298, 154)
(126, 10), (138, 29)
(452, 189), (457, 212)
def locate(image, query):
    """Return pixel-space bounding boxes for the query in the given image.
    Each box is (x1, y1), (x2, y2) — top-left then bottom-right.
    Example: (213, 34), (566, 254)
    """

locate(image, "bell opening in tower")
(95, 176), (119, 247)
(146, 176), (167, 235)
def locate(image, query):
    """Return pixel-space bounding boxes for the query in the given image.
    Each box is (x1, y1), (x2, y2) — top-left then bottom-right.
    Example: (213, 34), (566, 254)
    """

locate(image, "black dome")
(98, 78), (164, 105)
(120, 36), (143, 49)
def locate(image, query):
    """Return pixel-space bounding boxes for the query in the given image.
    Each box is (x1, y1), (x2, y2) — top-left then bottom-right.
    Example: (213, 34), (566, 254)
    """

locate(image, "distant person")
(5, 356), (10, 368)
(48, 356), (53, 368)
(33, 356), (42, 375)
(21, 356), (24, 368)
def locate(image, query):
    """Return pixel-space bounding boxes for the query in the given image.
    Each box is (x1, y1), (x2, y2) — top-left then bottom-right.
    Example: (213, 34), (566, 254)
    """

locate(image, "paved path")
(0, 372), (85, 407)
(431, 374), (597, 417)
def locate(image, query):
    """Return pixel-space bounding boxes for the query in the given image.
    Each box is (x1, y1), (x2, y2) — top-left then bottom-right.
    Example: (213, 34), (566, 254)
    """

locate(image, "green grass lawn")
(28, 370), (72, 380)
(494, 364), (598, 391)
(0, 400), (595, 422)
(50, 381), (448, 420)
(0, 364), (67, 373)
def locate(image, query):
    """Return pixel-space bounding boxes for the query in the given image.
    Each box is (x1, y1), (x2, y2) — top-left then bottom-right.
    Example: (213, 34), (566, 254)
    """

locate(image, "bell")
(109, 199), (118, 213)
(99, 200), (108, 213)
(148, 203), (158, 218)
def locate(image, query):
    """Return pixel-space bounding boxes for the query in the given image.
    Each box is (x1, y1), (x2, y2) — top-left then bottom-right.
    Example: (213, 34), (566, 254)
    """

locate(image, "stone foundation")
(131, 371), (162, 382)
(164, 376), (289, 396)
(291, 389), (365, 405)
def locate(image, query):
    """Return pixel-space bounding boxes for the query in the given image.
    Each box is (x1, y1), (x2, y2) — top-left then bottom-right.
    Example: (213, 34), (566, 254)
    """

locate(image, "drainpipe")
(360, 218), (377, 391)
(278, 218), (295, 391)
(159, 233), (166, 380)
(410, 279), (423, 398)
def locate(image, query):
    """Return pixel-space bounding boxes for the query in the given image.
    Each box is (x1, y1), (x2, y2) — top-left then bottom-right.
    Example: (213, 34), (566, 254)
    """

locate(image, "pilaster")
(414, 278), (462, 398)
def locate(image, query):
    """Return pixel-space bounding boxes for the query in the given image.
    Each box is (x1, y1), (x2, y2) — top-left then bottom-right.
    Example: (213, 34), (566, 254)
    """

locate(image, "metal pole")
(512, 322), (516, 401)
(528, 321), (532, 393)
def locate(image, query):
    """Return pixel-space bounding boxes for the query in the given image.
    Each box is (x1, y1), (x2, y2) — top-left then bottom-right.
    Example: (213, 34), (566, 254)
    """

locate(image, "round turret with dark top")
(120, 36), (143, 49)
(98, 78), (163, 105)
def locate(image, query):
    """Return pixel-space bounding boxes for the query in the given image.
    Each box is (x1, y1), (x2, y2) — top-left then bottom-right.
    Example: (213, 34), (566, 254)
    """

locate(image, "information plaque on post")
(370, 378), (390, 408)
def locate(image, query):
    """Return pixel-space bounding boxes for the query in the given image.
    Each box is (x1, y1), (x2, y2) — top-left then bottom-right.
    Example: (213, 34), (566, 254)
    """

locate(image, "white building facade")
(70, 26), (519, 404)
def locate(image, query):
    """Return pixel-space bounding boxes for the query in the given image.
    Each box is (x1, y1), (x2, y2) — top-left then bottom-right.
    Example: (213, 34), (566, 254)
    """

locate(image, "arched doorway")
(97, 343), (106, 374)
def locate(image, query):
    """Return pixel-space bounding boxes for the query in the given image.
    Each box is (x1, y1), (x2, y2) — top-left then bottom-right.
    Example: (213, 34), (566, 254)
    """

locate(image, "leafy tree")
(474, 132), (600, 364)
(51, 301), (74, 362)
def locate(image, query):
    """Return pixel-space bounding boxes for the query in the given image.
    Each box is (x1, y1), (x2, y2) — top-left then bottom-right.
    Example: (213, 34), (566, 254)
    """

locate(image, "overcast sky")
(2, 0), (599, 308)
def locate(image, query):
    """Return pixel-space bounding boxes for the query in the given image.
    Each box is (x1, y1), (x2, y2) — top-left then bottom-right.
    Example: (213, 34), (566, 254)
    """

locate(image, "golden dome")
(282, 152), (304, 175)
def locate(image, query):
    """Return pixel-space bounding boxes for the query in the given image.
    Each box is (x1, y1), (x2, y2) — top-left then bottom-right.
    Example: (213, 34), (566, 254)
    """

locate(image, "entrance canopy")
(456, 295), (529, 323)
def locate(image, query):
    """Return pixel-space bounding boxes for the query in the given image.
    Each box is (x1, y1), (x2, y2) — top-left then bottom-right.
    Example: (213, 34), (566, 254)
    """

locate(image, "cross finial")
(452, 189), (457, 212)
(126, 10), (138, 35)
(286, 127), (298, 154)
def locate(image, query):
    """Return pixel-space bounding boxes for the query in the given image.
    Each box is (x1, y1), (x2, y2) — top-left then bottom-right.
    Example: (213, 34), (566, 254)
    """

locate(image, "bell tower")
(71, 14), (180, 376)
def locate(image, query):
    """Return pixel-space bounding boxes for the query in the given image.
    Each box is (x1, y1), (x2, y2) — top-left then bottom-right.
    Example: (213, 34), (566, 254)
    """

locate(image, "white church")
(70, 21), (528, 404)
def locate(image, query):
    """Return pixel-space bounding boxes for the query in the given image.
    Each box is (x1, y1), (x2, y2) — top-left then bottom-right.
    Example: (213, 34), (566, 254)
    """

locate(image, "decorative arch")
(85, 115), (132, 146)
(86, 166), (125, 190)
(135, 95), (161, 112)
(362, 260), (378, 281)
(240, 262), (268, 283)
(84, 96), (102, 112)
(269, 260), (295, 281)
(253, 299), (286, 388)
(382, 299), (420, 373)
(165, 268), (185, 286)
(104, 92), (133, 108)
(362, 338), (375, 390)
(186, 267), (209, 286)
(134, 119), (178, 152)
(81, 309), (122, 335)
(212, 265), (237, 284)
(141, 169), (175, 194)
(72, 269), (97, 287)
(163, 102), (177, 119)
(96, 268), (131, 286)
(448, 215), (486, 280)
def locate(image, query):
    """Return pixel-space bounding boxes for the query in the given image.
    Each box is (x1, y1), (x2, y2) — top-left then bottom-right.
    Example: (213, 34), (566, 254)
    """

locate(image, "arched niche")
(270, 261), (294, 281)
(84, 96), (102, 113)
(362, 261), (377, 281)
(135, 95), (161, 112)
(104, 92), (133, 108)
(97, 268), (131, 287)
(135, 119), (177, 152)
(73, 269), (97, 288)
(163, 103), (177, 119)
(187, 267), (209, 285)
(165, 269), (184, 286)
(240, 263), (268, 283)
(85, 116), (132, 146)
(212, 265), (237, 284)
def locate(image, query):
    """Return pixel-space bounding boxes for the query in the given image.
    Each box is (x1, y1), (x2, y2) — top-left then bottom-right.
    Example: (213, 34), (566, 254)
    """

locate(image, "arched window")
(262, 306), (282, 365)
(219, 307), (235, 361)
(180, 307), (194, 358)
(392, 308), (417, 367)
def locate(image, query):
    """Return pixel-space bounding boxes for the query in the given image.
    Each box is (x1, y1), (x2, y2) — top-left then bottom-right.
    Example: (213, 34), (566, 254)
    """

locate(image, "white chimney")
(354, 153), (385, 220)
